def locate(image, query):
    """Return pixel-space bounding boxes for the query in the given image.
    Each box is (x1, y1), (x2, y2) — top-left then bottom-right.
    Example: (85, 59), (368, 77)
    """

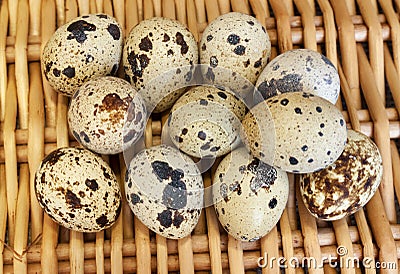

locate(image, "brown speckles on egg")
(122, 17), (198, 113)
(300, 130), (382, 221)
(34, 147), (121, 232)
(41, 14), (123, 96)
(200, 12), (271, 86)
(68, 76), (147, 155)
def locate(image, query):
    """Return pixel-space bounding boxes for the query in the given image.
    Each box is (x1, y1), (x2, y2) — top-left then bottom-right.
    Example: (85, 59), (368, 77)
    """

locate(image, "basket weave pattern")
(1, 0), (400, 273)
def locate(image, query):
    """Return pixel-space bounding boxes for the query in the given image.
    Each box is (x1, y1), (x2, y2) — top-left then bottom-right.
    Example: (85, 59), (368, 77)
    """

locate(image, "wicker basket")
(1, 0), (400, 273)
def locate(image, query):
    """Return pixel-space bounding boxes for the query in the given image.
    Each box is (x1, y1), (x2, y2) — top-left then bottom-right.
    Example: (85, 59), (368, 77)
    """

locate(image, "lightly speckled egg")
(35, 147), (121, 232)
(41, 14), (123, 96)
(125, 145), (204, 239)
(299, 129), (383, 221)
(255, 49), (340, 104)
(213, 146), (289, 242)
(200, 12), (271, 96)
(241, 92), (347, 173)
(123, 17), (198, 113)
(68, 76), (147, 155)
(168, 86), (246, 158)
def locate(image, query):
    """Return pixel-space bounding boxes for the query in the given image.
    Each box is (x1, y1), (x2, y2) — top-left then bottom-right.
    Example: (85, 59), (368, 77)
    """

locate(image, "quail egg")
(68, 76), (147, 155)
(168, 86), (246, 158)
(200, 12), (271, 96)
(125, 145), (204, 239)
(255, 49), (340, 104)
(213, 146), (289, 241)
(35, 147), (121, 232)
(241, 92), (347, 173)
(41, 14), (123, 96)
(300, 130), (383, 220)
(123, 17), (198, 112)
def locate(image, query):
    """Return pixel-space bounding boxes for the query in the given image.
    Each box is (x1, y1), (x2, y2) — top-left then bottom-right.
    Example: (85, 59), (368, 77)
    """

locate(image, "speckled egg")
(241, 92), (347, 173)
(122, 17), (198, 113)
(35, 147), (121, 232)
(68, 76), (147, 155)
(255, 49), (340, 104)
(125, 145), (204, 239)
(41, 14), (123, 96)
(299, 130), (383, 221)
(168, 86), (246, 158)
(200, 12), (271, 95)
(213, 146), (289, 241)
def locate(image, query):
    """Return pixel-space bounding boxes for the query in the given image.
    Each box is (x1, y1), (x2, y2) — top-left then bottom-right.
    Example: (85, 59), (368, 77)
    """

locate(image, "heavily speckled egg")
(68, 76), (147, 155)
(241, 92), (347, 173)
(299, 130), (383, 221)
(168, 86), (246, 158)
(125, 145), (204, 239)
(35, 147), (121, 232)
(41, 14), (123, 96)
(200, 12), (271, 95)
(122, 17), (198, 113)
(213, 146), (289, 241)
(255, 49), (340, 104)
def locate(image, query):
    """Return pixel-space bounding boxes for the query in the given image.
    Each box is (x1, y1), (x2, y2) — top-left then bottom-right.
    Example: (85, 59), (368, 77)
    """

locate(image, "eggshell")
(123, 17), (198, 112)
(200, 12), (271, 95)
(255, 49), (340, 104)
(68, 76), (147, 155)
(35, 147), (121, 232)
(241, 92), (347, 173)
(168, 86), (246, 158)
(299, 130), (383, 220)
(125, 145), (204, 239)
(213, 146), (289, 241)
(41, 14), (123, 96)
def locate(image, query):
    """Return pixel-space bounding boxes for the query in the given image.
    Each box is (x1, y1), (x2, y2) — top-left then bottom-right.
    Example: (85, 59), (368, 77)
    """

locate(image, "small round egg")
(125, 144), (204, 239)
(213, 146), (289, 241)
(299, 130), (383, 221)
(241, 92), (347, 173)
(200, 12), (271, 93)
(68, 76), (147, 155)
(168, 86), (246, 158)
(35, 147), (121, 232)
(255, 49), (340, 104)
(122, 17), (198, 113)
(41, 14), (123, 96)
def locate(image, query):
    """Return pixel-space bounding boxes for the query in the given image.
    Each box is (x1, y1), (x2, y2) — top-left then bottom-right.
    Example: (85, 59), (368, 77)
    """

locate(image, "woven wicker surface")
(1, 0), (400, 273)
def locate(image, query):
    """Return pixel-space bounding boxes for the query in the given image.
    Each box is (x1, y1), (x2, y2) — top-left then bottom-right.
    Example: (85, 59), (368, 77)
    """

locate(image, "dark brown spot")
(97, 14), (108, 19)
(175, 32), (188, 54)
(65, 190), (82, 209)
(205, 68), (215, 81)
(163, 33), (170, 42)
(206, 35), (213, 41)
(199, 99), (208, 106)
(254, 58), (262, 68)
(233, 45), (246, 55)
(227, 34), (240, 45)
(96, 214), (109, 227)
(167, 49), (173, 56)
(198, 131), (207, 140)
(127, 51), (150, 82)
(162, 180), (187, 209)
(85, 178), (99, 191)
(62, 66), (75, 78)
(67, 20), (96, 43)
(182, 128), (188, 135)
(244, 59), (250, 67)
(42, 148), (67, 166)
(107, 23), (120, 40)
(217, 91), (227, 99)
(139, 36), (153, 51)
(210, 56), (218, 68)
(269, 198), (277, 209)
(157, 210), (173, 228)
(173, 211), (184, 228)
(130, 193), (142, 205)
(53, 68), (60, 77)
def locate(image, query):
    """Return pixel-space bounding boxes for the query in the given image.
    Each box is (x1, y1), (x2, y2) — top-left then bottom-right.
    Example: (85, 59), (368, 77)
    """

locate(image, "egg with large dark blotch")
(125, 145), (204, 239)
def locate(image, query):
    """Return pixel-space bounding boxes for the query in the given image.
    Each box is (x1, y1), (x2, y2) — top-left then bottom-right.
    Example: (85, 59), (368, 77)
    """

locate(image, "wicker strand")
(0, 164), (6, 274)
(294, 0), (317, 50)
(384, 44), (400, 113)
(27, 62), (44, 241)
(0, 0), (8, 123)
(391, 141), (400, 205)
(260, 226), (280, 274)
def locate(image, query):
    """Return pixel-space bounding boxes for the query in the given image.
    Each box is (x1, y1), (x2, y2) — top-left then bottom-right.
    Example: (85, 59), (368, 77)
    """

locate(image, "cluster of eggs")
(36, 12), (383, 241)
